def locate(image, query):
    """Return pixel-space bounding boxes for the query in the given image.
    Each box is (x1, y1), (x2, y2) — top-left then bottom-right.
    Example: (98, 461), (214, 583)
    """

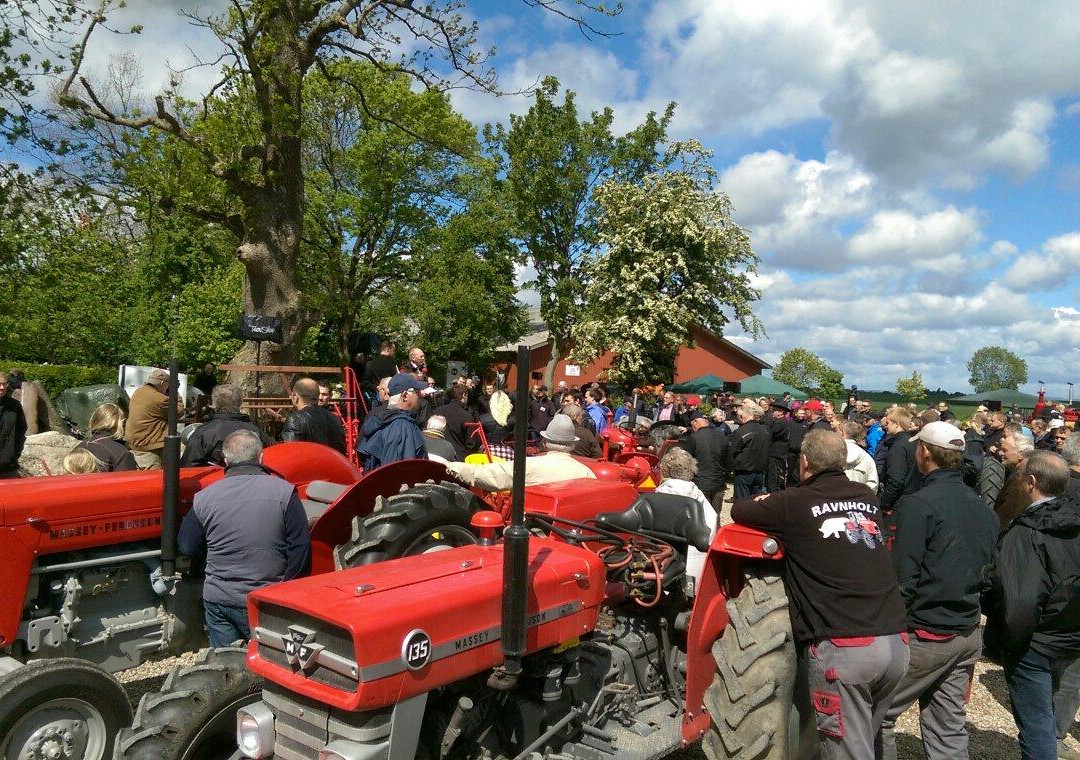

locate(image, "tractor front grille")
(254, 603), (358, 692)
(261, 684), (393, 760)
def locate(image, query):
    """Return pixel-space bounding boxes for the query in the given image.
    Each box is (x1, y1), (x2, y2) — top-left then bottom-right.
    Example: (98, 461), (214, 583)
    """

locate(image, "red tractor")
(112, 352), (817, 760)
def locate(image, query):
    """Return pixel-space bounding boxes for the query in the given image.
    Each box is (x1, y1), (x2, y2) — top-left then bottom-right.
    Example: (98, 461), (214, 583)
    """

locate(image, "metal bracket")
(18, 616), (64, 653)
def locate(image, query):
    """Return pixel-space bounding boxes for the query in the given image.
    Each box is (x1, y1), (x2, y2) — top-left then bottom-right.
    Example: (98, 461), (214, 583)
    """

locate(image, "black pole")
(499, 344), (531, 679)
(161, 358), (180, 578)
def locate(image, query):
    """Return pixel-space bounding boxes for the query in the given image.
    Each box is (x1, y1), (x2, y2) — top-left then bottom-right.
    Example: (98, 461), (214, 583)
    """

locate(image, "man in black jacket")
(181, 384), (271, 466)
(803, 399), (832, 431)
(766, 401), (790, 492)
(787, 405), (810, 487)
(877, 408), (921, 540)
(878, 422), (998, 760)
(983, 451), (1080, 760)
(282, 378), (347, 455)
(433, 385), (479, 460)
(733, 429), (908, 760)
(528, 385), (555, 438)
(0, 371), (27, 479)
(725, 403), (770, 498)
(682, 413), (728, 509)
(361, 340), (398, 405)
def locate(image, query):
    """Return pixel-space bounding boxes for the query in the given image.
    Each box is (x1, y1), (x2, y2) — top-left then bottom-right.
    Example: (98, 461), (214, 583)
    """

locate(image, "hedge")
(1, 361), (116, 399)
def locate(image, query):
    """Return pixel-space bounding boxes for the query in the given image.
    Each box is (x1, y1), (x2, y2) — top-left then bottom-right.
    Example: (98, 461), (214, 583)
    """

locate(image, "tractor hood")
(246, 536), (606, 712)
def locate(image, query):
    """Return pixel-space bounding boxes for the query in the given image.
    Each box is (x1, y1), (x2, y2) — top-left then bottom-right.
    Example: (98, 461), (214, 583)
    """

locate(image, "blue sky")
(69, 1), (1080, 395)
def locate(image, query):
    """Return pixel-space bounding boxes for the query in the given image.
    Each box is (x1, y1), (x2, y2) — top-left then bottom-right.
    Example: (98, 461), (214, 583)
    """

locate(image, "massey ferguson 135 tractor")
(0, 358), (663, 760)
(116, 349), (815, 760)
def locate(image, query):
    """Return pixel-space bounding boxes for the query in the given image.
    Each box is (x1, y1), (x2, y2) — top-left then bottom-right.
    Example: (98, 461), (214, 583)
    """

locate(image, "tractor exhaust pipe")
(160, 357), (181, 579)
(494, 344), (531, 687)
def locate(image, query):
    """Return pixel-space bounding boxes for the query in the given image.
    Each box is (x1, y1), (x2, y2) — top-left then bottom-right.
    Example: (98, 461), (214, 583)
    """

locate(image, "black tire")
(114, 647), (262, 760)
(703, 566), (816, 760)
(0, 658), (132, 760)
(334, 481), (481, 568)
(978, 457), (1005, 508)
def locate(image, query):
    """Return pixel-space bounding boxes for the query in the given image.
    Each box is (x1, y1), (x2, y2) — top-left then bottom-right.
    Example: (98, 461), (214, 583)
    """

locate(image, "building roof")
(496, 315), (770, 370)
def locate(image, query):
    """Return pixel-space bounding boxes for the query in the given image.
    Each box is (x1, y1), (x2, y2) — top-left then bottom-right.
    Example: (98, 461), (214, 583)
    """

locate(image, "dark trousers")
(1004, 647), (1078, 760)
(0, 469), (21, 479)
(733, 471), (766, 499)
(767, 456), (787, 492)
(787, 454), (802, 487)
(204, 600), (251, 647)
(1055, 656), (1080, 743)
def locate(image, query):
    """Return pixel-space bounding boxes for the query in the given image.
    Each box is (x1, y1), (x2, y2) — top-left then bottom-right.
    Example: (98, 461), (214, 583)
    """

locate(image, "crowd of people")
(3, 356), (1080, 759)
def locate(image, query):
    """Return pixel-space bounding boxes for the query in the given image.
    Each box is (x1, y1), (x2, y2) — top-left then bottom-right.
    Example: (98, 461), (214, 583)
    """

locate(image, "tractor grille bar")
(254, 603), (359, 692)
(263, 685), (329, 760)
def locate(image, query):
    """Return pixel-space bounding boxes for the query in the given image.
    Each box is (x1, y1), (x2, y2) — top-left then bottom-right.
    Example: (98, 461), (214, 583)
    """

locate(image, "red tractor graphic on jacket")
(819, 511), (881, 548)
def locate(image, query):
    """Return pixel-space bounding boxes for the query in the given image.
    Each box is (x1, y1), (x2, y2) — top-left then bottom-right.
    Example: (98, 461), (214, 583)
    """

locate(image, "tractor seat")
(301, 480), (350, 523)
(595, 492), (712, 552)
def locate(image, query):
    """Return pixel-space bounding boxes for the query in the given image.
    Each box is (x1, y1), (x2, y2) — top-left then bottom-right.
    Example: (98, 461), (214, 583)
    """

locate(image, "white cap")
(912, 420), (966, 451)
(1048, 418), (1065, 430)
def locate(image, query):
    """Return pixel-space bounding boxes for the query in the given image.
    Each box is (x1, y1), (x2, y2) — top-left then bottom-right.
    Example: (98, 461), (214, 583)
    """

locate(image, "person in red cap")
(686, 393), (702, 408)
(803, 399), (831, 431)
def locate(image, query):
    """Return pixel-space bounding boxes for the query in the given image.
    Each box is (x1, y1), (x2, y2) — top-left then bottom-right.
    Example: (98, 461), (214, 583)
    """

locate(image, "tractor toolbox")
(246, 535), (606, 712)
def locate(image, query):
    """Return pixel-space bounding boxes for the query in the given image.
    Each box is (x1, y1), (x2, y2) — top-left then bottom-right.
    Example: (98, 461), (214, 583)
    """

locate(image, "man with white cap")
(445, 413), (596, 491)
(877, 421), (999, 760)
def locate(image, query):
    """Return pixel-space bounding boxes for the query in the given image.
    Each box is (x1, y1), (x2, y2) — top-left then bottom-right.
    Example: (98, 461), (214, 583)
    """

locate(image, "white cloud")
(1003, 232), (1080, 291)
(847, 206), (981, 262)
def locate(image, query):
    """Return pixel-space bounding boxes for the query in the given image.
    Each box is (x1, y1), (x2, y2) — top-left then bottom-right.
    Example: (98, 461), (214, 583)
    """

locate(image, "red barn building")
(493, 311), (769, 388)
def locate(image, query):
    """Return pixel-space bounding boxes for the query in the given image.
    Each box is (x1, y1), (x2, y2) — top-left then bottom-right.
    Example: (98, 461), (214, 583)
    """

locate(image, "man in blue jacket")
(357, 373), (428, 470)
(178, 430), (310, 646)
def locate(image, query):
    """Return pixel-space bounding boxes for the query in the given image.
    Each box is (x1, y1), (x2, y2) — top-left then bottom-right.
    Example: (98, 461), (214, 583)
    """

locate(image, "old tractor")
(115, 349), (816, 760)
(0, 358), (664, 760)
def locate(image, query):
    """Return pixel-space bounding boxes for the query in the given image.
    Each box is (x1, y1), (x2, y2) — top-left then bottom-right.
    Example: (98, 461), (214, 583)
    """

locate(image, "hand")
(752, 494), (771, 502)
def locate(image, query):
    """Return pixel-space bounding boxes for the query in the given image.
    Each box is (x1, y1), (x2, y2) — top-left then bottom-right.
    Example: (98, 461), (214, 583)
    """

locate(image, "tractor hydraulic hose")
(500, 344), (531, 678)
(160, 357), (180, 579)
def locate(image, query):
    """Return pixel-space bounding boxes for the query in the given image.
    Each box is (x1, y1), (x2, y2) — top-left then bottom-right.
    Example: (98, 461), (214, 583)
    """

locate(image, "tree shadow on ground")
(895, 725), (1016, 758)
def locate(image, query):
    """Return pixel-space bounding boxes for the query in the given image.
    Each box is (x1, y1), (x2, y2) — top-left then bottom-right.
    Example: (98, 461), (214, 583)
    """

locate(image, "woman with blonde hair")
(63, 448), (101, 475)
(76, 403), (138, 472)
(479, 390), (516, 459)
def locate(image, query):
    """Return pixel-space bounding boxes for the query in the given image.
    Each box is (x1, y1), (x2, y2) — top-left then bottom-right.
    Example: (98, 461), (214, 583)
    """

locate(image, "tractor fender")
(680, 523), (785, 745)
(308, 458), (472, 574)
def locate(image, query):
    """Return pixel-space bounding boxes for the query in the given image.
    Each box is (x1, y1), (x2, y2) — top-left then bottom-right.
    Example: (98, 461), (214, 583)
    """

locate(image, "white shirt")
(843, 439), (880, 491)
(653, 478), (718, 592)
(445, 451), (596, 492)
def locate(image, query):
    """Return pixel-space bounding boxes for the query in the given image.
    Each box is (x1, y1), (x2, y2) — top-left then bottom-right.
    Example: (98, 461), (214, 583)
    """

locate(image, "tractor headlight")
(236, 702), (275, 758)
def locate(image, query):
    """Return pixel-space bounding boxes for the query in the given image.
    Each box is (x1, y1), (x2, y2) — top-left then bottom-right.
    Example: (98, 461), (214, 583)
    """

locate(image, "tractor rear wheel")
(703, 565), (816, 760)
(978, 457), (1005, 508)
(0, 658), (132, 760)
(334, 481), (482, 568)
(114, 647), (261, 760)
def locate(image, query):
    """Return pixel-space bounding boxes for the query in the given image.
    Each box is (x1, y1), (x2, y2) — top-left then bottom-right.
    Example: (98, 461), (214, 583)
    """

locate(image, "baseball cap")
(388, 372), (428, 396)
(912, 421), (965, 452)
(686, 394), (701, 406)
(803, 399), (824, 412)
(1048, 418), (1066, 430)
(147, 368), (170, 385)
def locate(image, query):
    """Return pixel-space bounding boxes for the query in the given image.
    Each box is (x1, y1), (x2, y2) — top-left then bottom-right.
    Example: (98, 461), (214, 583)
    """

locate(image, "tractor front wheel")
(114, 647), (262, 760)
(334, 481), (482, 568)
(703, 566), (817, 760)
(0, 658), (132, 760)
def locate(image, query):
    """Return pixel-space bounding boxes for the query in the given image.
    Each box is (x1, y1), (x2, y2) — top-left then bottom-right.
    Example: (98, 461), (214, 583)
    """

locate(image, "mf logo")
(284, 625), (324, 672)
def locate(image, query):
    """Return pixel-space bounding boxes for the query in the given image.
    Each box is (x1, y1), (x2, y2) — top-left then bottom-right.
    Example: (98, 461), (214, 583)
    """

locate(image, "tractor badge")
(284, 625), (323, 671)
(402, 629), (432, 671)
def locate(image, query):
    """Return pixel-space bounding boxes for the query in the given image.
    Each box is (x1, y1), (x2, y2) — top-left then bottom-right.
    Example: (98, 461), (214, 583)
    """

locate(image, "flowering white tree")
(571, 142), (763, 387)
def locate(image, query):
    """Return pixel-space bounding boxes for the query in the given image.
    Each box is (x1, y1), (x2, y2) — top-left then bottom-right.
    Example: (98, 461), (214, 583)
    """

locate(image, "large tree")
(571, 141), (762, 388)
(967, 345), (1028, 392)
(772, 347), (845, 398)
(895, 371), (926, 400)
(58, 0), (609, 389)
(490, 77), (674, 388)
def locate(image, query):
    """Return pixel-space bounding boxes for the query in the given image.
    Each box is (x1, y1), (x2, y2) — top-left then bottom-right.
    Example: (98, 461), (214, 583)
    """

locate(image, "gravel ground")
(113, 485), (1080, 758)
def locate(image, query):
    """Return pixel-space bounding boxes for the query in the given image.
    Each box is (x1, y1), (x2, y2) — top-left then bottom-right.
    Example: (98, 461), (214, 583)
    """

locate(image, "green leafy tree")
(772, 348), (845, 397)
(895, 371), (926, 400)
(571, 141), (762, 388)
(967, 345), (1028, 392)
(490, 77), (674, 388)
(58, 1), (613, 389)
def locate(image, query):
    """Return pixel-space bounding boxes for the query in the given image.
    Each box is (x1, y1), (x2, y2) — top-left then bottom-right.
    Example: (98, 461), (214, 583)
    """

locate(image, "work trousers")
(1055, 656), (1080, 744)
(1004, 647), (1079, 760)
(876, 628), (981, 760)
(733, 471), (766, 499)
(800, 634), (909, 760)
(766, 456), (787, 492)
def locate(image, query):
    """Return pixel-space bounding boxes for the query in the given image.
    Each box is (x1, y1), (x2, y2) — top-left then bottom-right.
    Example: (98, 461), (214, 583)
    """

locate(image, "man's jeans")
(733, 471), (766, 499)
(204, 601), (251, 647)
(1004, 647), (1079, 760)
(1054, 656), (1080, 745)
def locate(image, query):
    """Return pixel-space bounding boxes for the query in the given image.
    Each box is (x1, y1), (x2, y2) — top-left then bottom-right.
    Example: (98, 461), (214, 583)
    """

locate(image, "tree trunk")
(544, 339), (563, 391)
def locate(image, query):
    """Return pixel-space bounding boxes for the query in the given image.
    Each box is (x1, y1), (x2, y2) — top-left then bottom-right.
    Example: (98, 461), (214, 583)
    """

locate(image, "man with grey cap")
(445, 413), (596, 491)
(126, 367), (184, 469)
(877, 421), (999, 760)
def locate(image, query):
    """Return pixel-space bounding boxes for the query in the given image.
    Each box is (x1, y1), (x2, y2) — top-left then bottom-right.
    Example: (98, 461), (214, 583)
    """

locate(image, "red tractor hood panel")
(247, 536), (605, 712)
